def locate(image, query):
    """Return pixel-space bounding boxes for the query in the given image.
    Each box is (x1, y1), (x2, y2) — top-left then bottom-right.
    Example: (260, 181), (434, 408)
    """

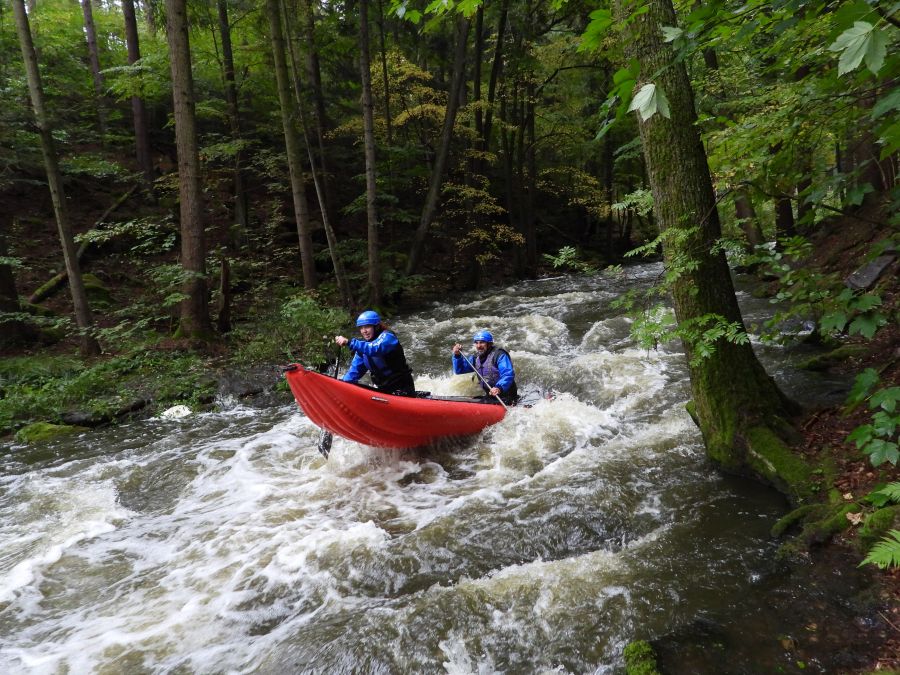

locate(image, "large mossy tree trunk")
(13, 0), (100, 357)
(617, 0), (810, 500)
(166, 0), (213, 340)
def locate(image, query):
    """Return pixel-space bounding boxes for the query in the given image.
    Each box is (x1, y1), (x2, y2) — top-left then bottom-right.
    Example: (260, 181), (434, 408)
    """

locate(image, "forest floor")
(786, 206), (899, 673)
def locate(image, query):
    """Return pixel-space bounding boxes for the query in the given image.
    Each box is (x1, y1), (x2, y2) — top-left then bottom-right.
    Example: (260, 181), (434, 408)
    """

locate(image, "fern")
(867, 482), (900, 507)
(860, 530), (900, 570)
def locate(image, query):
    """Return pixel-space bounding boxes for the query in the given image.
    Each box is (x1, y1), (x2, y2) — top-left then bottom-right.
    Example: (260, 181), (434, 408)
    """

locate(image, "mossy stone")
(859, 505), (900, 551)
(797, 344), (868, 371)
(82, 273), (111, 304)
(14, 422), (88, 444)
(624, 640), (660, 675)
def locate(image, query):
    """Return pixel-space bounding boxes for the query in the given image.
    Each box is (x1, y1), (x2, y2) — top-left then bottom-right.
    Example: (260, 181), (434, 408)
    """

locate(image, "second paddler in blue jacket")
(452, 330), (518, 405)
(335, 310), (416, 396)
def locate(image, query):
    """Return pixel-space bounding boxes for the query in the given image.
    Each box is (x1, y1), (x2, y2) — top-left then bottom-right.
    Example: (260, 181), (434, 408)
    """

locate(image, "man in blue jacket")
(335, 311), (416, 396)
(452, 330), (518, 405)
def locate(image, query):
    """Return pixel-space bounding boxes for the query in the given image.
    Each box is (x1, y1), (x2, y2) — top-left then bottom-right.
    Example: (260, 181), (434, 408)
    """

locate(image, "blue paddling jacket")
(343, 329), (415, 395)
(452, 346), (518, 402)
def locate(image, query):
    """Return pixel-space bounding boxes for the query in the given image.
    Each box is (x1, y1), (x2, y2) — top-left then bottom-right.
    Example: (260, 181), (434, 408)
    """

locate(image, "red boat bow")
(284, 364), (506, 448)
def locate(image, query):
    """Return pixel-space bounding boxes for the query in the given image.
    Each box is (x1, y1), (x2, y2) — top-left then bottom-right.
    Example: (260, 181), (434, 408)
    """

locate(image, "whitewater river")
(0, 266), (878, 673)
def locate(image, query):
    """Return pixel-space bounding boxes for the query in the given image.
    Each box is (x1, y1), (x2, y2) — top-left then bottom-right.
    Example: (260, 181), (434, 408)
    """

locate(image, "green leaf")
(871, 387), (900, 413)
(580, 9), (613, 52)
(819, 311), (848, 333)
(848, 368), (880, 404)
(867, 482), (900, 507)
(829, 22), (876, 75)
(848, 424), (874, 447)
(848, 313), (886, 338)
(861, 438), (899, 466)
(872, 89), (900, 120)
(864, 26), (887, 74)
(628, 83), (670, 121)
(661, 26), (683, 42)
(851, 294), (882, 312)
(861, 530), (900, 569)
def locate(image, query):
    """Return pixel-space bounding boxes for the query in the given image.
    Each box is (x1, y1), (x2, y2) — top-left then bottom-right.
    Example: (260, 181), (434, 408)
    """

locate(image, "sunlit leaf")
(629, 83), (670, 121)
(661, 26), (683, 42)
(829, 22), (884, 75)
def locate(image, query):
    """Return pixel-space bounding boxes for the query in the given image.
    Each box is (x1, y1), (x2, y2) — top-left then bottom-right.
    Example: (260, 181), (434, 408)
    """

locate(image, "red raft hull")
(284, 364), (506, 448)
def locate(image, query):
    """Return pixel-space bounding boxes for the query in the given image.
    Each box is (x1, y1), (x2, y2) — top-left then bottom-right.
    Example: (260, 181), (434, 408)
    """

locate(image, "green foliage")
(845, 369), (899, 467)
(860, 529), (900, 570)
(747, 237), (889, 343)
(543, 246), (598, 275)
(229, 290), (348, 366)
(623, 640), (660, 675)
(867, 482), (900, 508)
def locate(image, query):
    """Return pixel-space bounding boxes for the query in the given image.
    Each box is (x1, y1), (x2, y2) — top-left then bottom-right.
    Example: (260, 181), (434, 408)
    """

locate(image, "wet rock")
(15, 422), (88, 444)
(60, 410), (110, 427)
(845, 253), (896, 290)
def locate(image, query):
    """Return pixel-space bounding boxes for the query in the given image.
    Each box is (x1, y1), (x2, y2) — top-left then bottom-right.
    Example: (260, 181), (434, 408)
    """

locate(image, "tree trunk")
(774, 194), (796, 240)
(80, 0), (107, 139)
(524, 82), (537, 276)
(122, 0), (154, 189)
(376, 0), (393, 146)
(217, 0), (249, 232)
(266, 0), (317, 289)
(166, 0), (213, 340)
(0, 217), (33, 347)
(482, 0), (508, 156)
(616, 0), (807, 498)
(359, 0), (382, 305)
(282, 0), (352, 309)
(406, 15), (471, 276)
(734, 189), (763, 249)
(299, 0), (340, 236)
(13, 0), (100, 357)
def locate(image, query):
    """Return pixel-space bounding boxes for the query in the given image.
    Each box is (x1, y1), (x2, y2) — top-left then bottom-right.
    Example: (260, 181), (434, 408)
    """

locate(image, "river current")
(0, 266), (873, 673)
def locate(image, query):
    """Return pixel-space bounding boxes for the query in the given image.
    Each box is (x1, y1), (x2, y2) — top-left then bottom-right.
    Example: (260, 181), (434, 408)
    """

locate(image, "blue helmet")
(472, 330), (494, 343)
(356, 310), (382, 327)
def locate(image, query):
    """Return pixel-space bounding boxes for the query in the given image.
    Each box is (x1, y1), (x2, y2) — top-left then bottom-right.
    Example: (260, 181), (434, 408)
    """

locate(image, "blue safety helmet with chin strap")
(472, 330), (494, 343)
(356, 310), (382, 327)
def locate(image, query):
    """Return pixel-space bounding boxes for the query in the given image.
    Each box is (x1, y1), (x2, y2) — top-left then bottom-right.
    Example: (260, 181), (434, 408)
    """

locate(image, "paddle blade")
(317, 430), (332, 459)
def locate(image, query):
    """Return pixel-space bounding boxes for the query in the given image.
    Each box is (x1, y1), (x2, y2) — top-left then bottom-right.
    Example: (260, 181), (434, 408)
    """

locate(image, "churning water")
(0, 267), (872, 673)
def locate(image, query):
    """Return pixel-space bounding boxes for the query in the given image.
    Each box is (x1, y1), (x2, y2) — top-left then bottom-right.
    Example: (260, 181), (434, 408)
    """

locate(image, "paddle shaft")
(316, 351), (342, 458)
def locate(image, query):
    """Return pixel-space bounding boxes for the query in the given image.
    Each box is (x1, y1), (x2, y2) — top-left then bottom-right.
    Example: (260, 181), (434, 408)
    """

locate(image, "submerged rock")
(15, 422), (88, 444)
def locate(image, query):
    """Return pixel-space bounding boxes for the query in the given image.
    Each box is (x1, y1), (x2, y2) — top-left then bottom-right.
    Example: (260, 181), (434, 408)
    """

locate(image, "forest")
(0, 0), (898, 670)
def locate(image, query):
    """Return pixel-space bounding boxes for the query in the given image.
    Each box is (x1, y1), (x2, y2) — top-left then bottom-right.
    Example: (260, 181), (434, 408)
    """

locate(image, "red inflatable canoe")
(284, 364), (507, 448)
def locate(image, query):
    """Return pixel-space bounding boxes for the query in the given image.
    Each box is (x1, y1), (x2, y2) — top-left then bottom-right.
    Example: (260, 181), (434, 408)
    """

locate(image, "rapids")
(0, 266), (873, 673)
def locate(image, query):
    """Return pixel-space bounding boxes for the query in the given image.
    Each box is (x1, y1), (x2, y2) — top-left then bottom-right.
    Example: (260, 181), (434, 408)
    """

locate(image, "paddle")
(316, 350), (342, 459)
(460, 350), (509, 410)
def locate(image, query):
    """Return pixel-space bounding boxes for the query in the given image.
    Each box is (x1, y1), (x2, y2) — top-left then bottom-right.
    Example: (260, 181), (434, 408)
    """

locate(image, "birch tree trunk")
(13, 0), (100, 357)
(616, 0), (809, 499)
(359, 0), (381, 305)
(266, 0), (317, 289)
(166, 0), (213, 339)
(406, 15), (471, 276)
